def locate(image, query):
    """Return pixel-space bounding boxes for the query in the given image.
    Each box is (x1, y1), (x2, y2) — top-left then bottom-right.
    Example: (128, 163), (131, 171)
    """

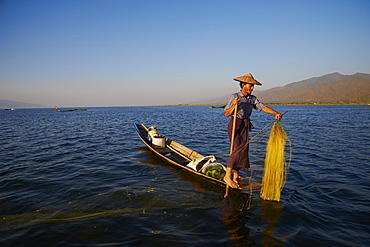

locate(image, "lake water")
(1, 105), (369, 246)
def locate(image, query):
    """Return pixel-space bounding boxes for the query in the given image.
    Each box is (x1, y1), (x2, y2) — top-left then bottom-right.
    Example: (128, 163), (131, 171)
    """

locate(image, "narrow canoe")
(54, 106), (87, 112)
(133, 123), (262, 191)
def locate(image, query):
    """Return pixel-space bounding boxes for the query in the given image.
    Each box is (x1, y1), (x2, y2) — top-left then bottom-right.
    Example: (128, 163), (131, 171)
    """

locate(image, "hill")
(196, 72), (370, 105)
(0, 99), (45, 109)
(254, 72), (370, 104)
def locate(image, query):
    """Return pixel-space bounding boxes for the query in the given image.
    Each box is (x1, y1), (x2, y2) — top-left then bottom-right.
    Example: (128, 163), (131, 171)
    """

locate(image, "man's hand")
(275, 113), (282, 120)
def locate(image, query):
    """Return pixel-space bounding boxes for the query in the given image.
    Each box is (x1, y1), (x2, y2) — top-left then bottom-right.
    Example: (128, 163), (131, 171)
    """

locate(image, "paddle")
(229, 103), (238, 154)
(224, 102), (238, 198)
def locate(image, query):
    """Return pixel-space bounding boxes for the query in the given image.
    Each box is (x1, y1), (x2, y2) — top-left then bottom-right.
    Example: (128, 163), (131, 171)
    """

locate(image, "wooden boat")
(54, 106), (87, 112)
(211, 105), (226, 108)
(134, 123), (262, 192)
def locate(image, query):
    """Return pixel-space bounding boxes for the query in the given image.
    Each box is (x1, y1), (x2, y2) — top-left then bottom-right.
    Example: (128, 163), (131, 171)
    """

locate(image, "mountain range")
(198, 72), (370, 104)
(2, 73), (369, 108)
(0, 100), (45, 109)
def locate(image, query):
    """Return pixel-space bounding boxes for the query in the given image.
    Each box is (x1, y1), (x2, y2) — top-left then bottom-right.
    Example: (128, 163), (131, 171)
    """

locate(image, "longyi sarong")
(226, 117), (254, 171)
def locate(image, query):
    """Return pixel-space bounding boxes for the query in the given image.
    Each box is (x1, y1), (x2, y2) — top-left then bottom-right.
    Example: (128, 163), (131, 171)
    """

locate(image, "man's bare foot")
(223, 176), (239, 188)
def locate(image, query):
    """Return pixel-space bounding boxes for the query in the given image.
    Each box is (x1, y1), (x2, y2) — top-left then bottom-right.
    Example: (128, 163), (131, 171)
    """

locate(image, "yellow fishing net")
(260, 121), (289, 202)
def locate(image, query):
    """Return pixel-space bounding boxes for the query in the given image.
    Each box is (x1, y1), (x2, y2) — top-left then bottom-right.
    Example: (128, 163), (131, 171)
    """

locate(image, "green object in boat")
(204, 163), (226, 180)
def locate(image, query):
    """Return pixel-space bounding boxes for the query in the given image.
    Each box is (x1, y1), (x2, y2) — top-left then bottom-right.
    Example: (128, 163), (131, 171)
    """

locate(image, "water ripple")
(1, 106), (369, 246)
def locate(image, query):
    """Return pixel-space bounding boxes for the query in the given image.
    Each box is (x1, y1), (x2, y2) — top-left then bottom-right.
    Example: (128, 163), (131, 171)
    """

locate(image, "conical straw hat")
(233, 73), (262, 85)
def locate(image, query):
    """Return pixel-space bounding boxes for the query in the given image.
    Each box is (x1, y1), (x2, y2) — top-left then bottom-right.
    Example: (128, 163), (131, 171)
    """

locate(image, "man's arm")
(262, 106), (282, 120)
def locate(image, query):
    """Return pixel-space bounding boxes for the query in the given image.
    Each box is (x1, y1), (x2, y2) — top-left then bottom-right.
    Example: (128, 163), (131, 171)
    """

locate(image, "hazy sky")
(1, 0), (369, 107)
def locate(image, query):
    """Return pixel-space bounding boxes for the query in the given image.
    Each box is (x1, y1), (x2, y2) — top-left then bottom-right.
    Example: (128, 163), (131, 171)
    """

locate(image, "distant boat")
(54, 106), (87, 112)
(4, 108), (14, 110)
(211, 105), (226, 108)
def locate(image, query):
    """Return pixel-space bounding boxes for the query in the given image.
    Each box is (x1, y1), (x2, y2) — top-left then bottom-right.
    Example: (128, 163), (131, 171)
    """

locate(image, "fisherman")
(223, 73), (282, 188)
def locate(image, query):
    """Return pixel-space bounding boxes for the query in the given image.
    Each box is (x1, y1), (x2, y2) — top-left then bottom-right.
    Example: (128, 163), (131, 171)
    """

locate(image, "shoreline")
(3, 102), (369, 110)
(146, 102), (370, 107)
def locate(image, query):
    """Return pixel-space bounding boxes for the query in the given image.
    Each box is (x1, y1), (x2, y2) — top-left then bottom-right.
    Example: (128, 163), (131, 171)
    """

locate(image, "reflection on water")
(218, 196), (284, 246)
(220, 196), (252, 242)
(260, 201), (284, 246)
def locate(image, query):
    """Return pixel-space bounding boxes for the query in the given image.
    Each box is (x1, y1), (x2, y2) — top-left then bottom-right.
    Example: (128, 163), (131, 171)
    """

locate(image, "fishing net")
(260, 121), (290, 202)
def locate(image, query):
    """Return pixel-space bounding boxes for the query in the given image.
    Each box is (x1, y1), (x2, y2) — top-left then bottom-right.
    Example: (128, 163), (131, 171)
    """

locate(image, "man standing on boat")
(223, 73), (282, 189)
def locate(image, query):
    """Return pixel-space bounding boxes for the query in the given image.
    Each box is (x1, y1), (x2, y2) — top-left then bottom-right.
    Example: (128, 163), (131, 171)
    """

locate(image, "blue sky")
(1, 0), (369, 107)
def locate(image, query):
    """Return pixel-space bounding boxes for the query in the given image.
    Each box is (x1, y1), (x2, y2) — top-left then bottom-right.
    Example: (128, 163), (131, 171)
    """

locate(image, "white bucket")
(152, 136), (166, 148)
(147, 126), (165, 148)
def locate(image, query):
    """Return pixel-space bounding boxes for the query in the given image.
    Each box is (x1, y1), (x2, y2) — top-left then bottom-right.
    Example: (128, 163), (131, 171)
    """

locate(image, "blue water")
(1, 105), (369, 246)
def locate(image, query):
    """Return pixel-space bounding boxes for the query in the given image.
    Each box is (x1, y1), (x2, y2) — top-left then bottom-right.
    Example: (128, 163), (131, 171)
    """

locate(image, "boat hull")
(134, 123), (262, 191)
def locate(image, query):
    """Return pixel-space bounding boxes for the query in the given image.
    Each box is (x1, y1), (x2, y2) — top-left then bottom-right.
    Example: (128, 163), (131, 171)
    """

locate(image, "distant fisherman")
(223, 73), (282, 189)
